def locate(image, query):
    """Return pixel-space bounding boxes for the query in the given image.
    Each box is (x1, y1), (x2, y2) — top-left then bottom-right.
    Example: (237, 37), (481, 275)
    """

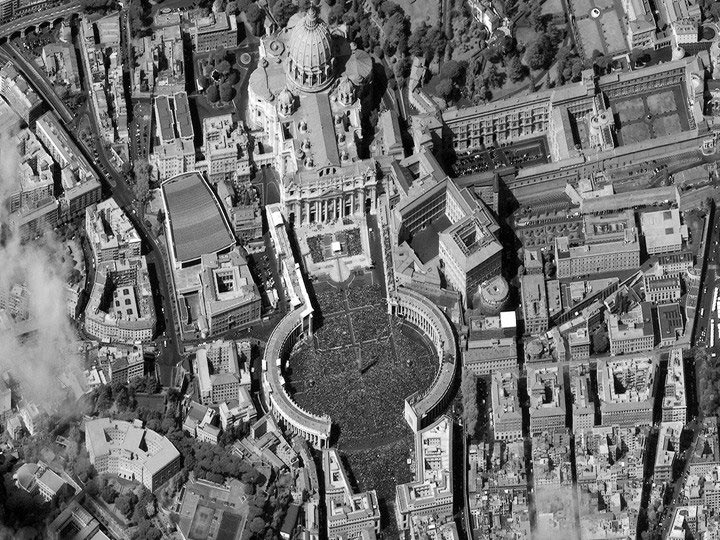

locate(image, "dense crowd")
(307, 235), (325, 263)
(346, 283), (385, 308)
(287, 306), (437, 449)
(351, 305), (390, 343)
(315, 314), (352, 350)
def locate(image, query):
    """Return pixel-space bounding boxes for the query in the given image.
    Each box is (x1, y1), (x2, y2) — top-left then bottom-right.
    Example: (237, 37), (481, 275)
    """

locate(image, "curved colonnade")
(390, 287), (458, 432)
(262, 287), (458, 448)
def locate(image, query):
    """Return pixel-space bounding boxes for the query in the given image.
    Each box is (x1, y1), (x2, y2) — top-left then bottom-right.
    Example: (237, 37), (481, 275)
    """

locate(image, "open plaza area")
(285, 275), (438, 528)
(569, 0), (629, 59)
(297, 217), (373, 282)
(612, 86), (691, 145)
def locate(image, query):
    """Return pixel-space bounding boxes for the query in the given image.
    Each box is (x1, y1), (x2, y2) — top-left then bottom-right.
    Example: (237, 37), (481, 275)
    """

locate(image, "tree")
(710, 1), (720, 19)
(485, 64), (505, 89)
(101, 483), (118, 504)
(461, 370), (478, 440)
(249, 517), (266, 533)
(408, 22), (429, 57)
(220, 82), (236, 102)
(207, 84), (220, 103)
(245, 3), (264, 29)
(382, 11), (410, 56)
(526, 35), (555, 70)
(436, 78), (453, 100)
(115, 492), (138, 519)
(593, 328), (609, 353)
(507, 55), (527, 82)
(272, 0), (298, 27)
(133, 522), (162, 540)
(95, 385), (113, 412)
(215, 59), (232, 75)
(439, 59), (463, 83)
(132, 159), (151, 202)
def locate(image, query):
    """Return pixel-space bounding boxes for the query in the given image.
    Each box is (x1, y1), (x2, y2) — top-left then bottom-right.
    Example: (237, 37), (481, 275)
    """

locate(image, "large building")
(192, 12), (238, 52)
(202, 114), (251, 183)
(247, 7), (377, 225)
(491, 369), (523, 442)
(395, 416), (455, 534)
(555, 211), (641, 279)
(151, 93), (196, 181)
(85, 418), (181, 491)
(389, 167), (503, 307)
(323, 448), (381, 539)
(655, 421), (684, 482)
(597, 357), (657, 427)
(643, 274), (681, 304)
(527, 366), (566, 434)
(0, 61), (43, 124)
(161, 172), (261, 339)
(84, 199), (156, 343)
(464, 312), (517, 375)
(640, 208), (686, 255)
(520, 272), (548, 336)
(195, 340), (251, 405)
(570, 363), (595, 432)
(86, 199), (142, 263)
(662, 348), (687, 423)
(97, 344), (145, 383)
(177, 478), (247, 540)
(607, 302), (655, 355)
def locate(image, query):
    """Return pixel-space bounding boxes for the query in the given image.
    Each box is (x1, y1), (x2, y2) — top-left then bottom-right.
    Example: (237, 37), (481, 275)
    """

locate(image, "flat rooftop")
(162, 172), (235, 264)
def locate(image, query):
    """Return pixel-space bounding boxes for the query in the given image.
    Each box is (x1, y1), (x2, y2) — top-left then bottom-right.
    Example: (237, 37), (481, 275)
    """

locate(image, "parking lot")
(453, 136), (548, 177)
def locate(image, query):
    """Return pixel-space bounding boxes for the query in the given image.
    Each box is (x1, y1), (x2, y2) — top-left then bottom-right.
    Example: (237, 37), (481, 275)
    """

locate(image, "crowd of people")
(307, 235), (325, 263)
(351, 305), (390, 343)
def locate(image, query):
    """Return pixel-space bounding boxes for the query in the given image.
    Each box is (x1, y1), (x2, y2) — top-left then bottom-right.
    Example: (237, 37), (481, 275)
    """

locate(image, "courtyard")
(612, 86), (690, 146)
(569, 0), (629, 60)
(284, 275), (438, 532)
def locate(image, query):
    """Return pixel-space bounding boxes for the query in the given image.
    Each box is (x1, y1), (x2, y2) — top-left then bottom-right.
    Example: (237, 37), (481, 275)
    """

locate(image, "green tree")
(245, 3), (264, 31)
(526, 35), (555, 70)
(207, 84), (220, 103)
(115, 492), (138, 519)
(220, 82), (236, 102)
(461, 370), (479, 440)
(101, 483), (118, 504)
(272, 0), (297, 27)
(436, 78), (453, 100)
(507, 55), (527, 82)
(439, 59), (464, 83)
(485, 64), (505, 89)
(408, 22), (429, 57)
(593, 329), (609, 353)
(215, 59), (232, 75)
(132, 158), (151, 202)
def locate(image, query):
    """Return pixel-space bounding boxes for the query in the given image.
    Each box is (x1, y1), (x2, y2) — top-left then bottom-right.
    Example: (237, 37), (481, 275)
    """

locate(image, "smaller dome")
(277, 87), (295, 116)
(278, 87), (294, 107)
(338, 76), (354, 95)
(345, 49), (373, 87)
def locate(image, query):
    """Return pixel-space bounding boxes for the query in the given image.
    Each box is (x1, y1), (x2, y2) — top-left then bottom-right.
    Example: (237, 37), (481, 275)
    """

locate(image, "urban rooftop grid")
(3, 0), (720, 539)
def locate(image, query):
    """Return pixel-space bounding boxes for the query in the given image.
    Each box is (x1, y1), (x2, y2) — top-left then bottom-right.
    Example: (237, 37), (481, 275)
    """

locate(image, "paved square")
(600, 11), (625, 52)
(577, 19), (604, 55)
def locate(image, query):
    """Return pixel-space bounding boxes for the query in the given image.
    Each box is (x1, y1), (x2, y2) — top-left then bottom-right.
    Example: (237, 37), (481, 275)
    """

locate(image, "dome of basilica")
(286, 6), (335, 93)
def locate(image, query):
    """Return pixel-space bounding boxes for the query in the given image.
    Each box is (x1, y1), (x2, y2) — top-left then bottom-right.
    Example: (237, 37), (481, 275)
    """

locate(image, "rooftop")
(162, 172), (235, 264)
(85, 418), (180, 476)
(597, 356), (656, 407)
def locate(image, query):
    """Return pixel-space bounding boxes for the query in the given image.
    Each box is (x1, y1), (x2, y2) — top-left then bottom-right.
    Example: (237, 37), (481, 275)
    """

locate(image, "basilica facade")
(247, 6), (377, 225)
